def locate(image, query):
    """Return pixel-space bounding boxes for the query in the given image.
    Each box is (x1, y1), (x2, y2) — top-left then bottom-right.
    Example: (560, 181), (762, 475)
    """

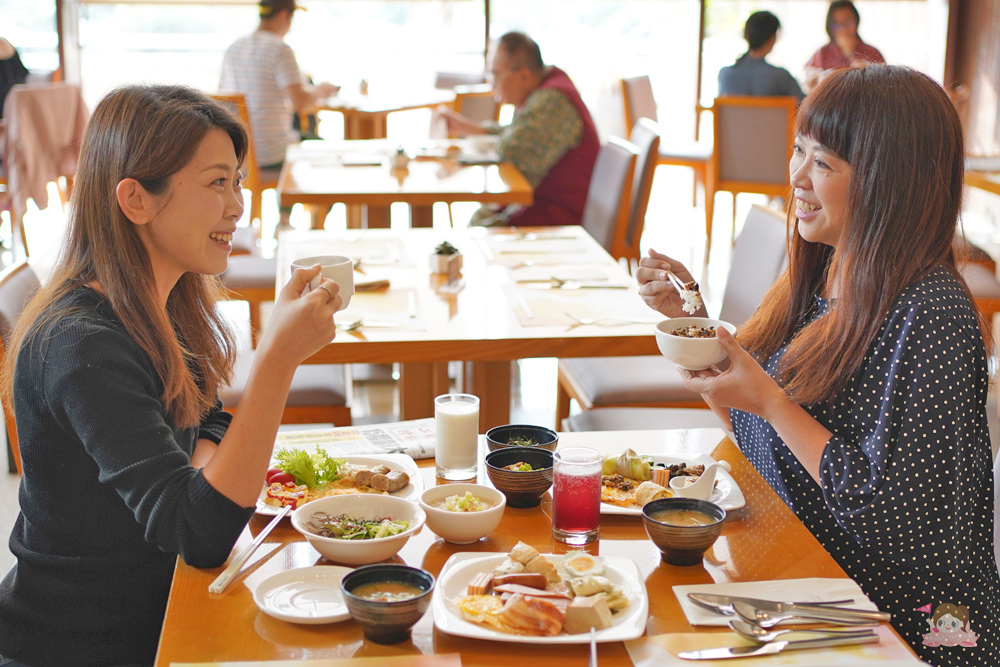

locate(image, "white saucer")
(253, 565), (354, 624)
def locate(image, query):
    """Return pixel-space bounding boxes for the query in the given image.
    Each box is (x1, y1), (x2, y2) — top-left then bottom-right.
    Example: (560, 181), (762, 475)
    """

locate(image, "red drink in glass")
(552, 447), (601, 544)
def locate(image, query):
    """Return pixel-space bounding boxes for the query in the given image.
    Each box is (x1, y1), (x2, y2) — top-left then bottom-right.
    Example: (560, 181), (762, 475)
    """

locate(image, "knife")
(678, 633), (880, 660)
(687, 592), (877, 618)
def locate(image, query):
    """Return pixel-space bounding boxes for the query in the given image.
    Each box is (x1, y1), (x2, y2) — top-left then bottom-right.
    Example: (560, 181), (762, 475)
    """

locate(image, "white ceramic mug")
(290, 255), (354, 309)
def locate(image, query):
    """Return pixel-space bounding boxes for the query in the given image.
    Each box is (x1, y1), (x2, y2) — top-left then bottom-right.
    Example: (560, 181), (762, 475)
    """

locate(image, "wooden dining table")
(320, 90), (457, 140)
(964, 156), (1000, 196)
(154, 429), (915, 666)
(278, 139), (531, 228)
(276, 226), (661, 431)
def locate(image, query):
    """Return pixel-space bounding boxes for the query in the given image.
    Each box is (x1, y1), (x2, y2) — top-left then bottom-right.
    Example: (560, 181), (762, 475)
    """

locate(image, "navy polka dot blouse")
(733, 267), (1000, 666)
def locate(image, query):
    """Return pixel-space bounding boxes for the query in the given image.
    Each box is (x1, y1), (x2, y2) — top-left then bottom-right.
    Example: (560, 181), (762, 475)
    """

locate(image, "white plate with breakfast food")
(600, 450), (744, 515)
(256, 452), (422, 515)
(432, 542), (648, 644)
(252, 566), (354, 624)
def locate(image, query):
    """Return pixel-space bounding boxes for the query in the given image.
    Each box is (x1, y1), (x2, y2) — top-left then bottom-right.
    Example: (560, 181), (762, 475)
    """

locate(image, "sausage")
(371, 470), (409, 493)
(355, 465), (392, 487)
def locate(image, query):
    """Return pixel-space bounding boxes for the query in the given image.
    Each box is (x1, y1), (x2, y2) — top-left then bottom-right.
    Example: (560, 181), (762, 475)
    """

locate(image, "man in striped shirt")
(219, 0), (337, 229)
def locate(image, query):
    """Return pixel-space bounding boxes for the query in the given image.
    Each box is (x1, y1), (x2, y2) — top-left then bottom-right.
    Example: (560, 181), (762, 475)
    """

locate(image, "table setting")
(155, 417), (924, 666)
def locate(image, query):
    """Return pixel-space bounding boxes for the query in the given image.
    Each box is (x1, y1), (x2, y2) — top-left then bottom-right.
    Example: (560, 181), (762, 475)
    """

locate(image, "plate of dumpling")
(432, 541), (647, 643)
(600, 449), (744, 514)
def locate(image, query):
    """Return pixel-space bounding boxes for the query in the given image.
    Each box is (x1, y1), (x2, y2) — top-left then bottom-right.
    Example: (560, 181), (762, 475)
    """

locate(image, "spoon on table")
(728, 618), (877, 644)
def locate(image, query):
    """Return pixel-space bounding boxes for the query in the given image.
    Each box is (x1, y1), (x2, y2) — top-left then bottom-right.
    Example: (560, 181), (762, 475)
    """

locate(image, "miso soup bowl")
(642, 497), (726, 566)
(340, 564), (435, 644)
(654, 317), (737, 371)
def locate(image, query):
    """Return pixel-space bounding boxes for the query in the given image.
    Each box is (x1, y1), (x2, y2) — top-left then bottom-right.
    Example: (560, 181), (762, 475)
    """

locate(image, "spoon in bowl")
(728, 618), (876, 644)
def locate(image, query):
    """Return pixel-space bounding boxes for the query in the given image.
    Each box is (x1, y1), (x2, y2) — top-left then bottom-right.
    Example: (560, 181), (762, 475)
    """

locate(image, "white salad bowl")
(418, 483), (506, 544)
(654, 317), (737, 371)
(292, 494), (425, 565)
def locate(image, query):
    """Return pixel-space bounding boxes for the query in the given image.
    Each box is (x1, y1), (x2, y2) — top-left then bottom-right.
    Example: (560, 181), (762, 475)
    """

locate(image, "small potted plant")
(431, 241), (462, 273)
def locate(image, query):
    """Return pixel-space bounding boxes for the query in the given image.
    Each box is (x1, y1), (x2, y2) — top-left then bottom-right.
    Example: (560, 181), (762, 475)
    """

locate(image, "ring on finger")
(318, 284), (336, 302)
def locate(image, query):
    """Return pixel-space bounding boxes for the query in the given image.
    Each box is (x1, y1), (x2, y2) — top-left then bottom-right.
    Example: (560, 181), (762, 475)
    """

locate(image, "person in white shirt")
(219, 0), (338, 230)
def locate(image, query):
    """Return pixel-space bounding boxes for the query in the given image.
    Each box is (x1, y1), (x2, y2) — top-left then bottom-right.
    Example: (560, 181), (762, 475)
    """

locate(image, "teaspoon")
(728, 618), (876, 644)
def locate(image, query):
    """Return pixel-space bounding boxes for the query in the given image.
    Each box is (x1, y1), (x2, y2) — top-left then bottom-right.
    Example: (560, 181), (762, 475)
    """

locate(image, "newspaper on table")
(273, 418), (435, 460)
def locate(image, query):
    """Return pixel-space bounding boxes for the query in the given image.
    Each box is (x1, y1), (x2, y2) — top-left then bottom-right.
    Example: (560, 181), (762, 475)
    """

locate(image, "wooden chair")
(452, 84), (500, 134)
(556, 204), (788, 430)
(705, 95), (798, 261)
(218, 352), (353, 427)
(0, 261), (42, 474)
(581, 137), (637, 261)
(620, 75), (712, 209)
(620, 118), (661, 266)
(209, 93), (280, 239)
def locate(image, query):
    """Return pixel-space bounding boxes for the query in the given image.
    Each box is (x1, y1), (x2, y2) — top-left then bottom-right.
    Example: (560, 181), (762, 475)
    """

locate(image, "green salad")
(307, 512), (409, 540)
(273, 447), (345, 489)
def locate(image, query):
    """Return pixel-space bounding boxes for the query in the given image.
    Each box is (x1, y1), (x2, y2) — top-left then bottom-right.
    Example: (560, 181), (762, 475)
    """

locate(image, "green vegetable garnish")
(506, 436), (538, 446)
(310, 513), (410, 540)
(443, 491), (490, 511)
(504, 462), (533, 472)
(273, 447), (345, 489)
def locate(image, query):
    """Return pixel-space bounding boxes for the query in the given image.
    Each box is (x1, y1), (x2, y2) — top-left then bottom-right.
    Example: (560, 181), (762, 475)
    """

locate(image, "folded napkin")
(625, 626), (926, 667)
(674, 577), (879, 627)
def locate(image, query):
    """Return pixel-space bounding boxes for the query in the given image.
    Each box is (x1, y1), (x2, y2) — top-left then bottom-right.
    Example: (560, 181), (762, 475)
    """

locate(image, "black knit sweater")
(0, 287), (252, 666)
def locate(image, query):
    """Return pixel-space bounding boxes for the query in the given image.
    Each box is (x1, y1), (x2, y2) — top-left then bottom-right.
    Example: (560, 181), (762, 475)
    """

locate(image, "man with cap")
(220, 0), (338, 230)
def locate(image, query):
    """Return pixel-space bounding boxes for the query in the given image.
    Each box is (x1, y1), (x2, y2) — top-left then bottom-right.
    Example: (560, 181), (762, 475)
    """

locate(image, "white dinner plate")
(601, 453), (745, 515)
(252, 566), (353, 624)
(432, 552), (648, 644)
(256, 453), (423, 515)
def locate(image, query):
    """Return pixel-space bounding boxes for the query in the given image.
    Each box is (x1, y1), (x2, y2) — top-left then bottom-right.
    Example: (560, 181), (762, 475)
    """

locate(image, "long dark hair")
(2, 85), (247, 427)
(738, 65), (972, 405)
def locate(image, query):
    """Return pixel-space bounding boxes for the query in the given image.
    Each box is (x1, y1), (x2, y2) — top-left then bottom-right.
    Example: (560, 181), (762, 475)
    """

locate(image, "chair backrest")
(712, 95), (798, 197)
(0, 261), (42, 475)
(718, 204), (788, 327)
(581, 137), (638, 260)
(620, 76), (658, 135)
(434, 71), (488, 90)
(622, 118), (661, 261)
(453, 84), (500, 127)
(209, 93), (263, 204)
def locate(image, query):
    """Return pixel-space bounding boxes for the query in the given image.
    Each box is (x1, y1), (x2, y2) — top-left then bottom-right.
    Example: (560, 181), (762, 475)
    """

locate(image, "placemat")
(503, 284), (657, 328)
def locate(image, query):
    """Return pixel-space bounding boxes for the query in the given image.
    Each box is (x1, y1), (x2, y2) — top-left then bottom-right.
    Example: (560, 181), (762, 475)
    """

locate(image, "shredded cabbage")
(443, 491), (490, 512)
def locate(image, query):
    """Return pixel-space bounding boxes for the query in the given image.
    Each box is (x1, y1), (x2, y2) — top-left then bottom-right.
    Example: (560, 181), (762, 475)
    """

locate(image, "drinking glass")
(552, 447), (602, 545)
(434, 393), (480, 480)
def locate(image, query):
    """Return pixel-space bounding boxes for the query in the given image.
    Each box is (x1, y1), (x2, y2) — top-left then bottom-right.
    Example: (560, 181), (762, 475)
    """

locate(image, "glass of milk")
(434, 393), (480, 480)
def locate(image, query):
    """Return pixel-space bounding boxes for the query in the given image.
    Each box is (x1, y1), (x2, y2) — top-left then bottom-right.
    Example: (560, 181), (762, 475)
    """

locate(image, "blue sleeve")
(41, 320), (250, 567)
(817, 299), (990, 570)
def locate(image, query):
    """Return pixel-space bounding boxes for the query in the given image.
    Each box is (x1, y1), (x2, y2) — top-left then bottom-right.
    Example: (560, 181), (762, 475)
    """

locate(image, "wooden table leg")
(346, 205), (363, 229)
(399, 362), (450, 420)
(464, 361), (512, 432)
(411, 205), (434, 228)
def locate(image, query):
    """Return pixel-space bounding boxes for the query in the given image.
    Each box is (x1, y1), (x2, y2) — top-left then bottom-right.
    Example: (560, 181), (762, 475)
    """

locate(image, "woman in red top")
(804, 1), (884, 91)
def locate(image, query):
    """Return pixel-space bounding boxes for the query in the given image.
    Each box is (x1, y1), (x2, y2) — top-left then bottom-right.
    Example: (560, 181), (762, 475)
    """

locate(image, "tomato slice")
(265, 467), (284, 483)
(269, 471), (295, 485)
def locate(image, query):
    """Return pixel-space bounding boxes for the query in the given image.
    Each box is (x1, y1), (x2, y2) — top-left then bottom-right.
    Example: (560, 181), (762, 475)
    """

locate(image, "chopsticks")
(665, 269), (691, 295)
(209, 504), (292, 594)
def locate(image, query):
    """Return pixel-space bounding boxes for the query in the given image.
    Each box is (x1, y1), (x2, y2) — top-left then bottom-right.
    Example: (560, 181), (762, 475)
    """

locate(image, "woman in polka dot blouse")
(637, 65), (999, 666)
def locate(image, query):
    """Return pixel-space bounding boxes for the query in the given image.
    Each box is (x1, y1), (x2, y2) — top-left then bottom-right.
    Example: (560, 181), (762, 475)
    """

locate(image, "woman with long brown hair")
(638, 65), (999, 665)
(0, 85), (342, 666)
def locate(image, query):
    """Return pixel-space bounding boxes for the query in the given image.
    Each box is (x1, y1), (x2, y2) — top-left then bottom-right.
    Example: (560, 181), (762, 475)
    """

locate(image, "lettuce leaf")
(273, 447), (344, 489)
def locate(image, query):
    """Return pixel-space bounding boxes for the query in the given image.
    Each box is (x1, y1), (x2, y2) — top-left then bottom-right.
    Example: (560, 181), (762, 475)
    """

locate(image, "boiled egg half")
(562, 551), (605, 578)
